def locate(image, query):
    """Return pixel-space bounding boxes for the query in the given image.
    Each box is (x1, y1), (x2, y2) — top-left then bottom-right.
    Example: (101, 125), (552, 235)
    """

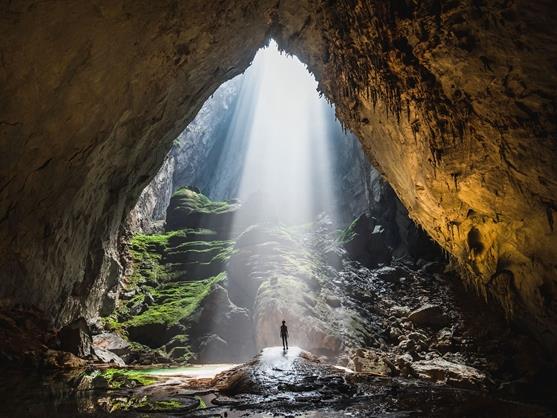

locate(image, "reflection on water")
(143, 363), (236, 378)
(0, 367), (97, 417)
(0, 364), (550, 418)
(0, 364), (237, 417)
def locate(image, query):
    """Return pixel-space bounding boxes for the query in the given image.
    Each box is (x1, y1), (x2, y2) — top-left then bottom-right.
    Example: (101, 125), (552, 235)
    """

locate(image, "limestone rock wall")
(0, 0), (275, 325)
(0, 0), (556, 348)
(273, 0), (557, 347)
(130, 71), (379, 229)
(127, 76), (244, 232)
(126, 154), (175, 233)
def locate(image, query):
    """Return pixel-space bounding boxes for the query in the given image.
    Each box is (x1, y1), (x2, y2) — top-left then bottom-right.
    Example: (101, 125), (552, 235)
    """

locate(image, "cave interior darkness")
(0, 1), (557, 416)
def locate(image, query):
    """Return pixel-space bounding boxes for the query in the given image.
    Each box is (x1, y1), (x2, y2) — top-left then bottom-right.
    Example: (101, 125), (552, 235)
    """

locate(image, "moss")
(106, 396), (188, 413)
(143, 399), (184, 411)
(101, 315), (124, 334)
(171, 187), (232, 215)
(167, 228), (218, 246)
(104, 189), (236, 351)
(165, 239), (235, 264)
(196, 396), (207, 409)
(98, 368), (157, 389)
(127, 232), (173, 288)
(124, 273), (225, 328)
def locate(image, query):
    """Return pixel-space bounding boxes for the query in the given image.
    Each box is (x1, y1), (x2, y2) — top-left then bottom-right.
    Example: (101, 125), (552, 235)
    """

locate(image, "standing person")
(280, 320), (289, 350)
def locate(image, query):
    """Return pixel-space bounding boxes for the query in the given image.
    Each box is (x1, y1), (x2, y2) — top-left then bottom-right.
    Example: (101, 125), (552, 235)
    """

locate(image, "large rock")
(343, 214), (392, 267)
(58, 318), (92, 358)
(197, 334), (229, 363)
(92, 332), (130, 356)
(407, 304), (448, 329)
(165, 187), (237, 233)
(93, 347), (125, 367)
(350, 348), (396, 376)
(190, 285), (254, 362)
(410, 358), (486, 389)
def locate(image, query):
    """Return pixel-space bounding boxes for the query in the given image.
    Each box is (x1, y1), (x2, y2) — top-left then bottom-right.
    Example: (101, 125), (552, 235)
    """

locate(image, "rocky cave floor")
(1, 189), (556, 417)
(1, 256), (555, 416)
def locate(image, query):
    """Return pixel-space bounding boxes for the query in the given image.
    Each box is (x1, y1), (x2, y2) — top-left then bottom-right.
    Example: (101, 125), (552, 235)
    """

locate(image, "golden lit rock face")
(0, 1), (556, 344)
(276, 0), (557, 346)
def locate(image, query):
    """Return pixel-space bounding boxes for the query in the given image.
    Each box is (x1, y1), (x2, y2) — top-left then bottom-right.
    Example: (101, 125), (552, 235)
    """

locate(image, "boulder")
(92, 332), (130, 356)
(93, 347), (125, 367)
(431, 328), (454, 352)
(165, 186), (237, 233)
(58, 318), (92, 357)
(410, 358), (486, 388)
(325, 294), (341, 308)
(375, 266), (402, 283)
(191, 285), (254, 361)
(168, 346), (192, 360)
(342, 214), (392, 267)
(407, 304), (448, 329)
(351, 348), (396, 376)
(43, 349), (88, 369)
(395, 353), (414, 376)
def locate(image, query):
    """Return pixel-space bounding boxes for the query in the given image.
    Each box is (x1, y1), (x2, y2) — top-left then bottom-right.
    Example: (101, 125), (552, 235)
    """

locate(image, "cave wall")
(126, 76), (244, 232)
(0, 0), (276, 325)
(271, 0), (557, 347)
(1, 1), (556, 347)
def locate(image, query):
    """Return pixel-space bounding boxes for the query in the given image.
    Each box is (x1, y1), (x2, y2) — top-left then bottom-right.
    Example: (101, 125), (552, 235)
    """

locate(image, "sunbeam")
(216, 40), (343, 228)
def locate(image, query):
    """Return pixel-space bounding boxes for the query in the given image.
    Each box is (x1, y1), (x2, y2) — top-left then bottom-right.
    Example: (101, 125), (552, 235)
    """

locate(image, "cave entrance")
(106, 41), (438, 368)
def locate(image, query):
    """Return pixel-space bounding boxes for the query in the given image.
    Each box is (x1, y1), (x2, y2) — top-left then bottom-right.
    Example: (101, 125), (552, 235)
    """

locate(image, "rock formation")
(126, 76), (244, 232)
(0, 1), (556, 351)
(274, 0), (557, 348)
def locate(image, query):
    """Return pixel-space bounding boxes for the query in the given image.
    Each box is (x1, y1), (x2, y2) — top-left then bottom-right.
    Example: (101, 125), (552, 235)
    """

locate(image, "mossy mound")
(165, 186), (237, 232)
(125, 274), (225, 348)
(103, 188), (239, 360)
(106, 262), (226, 349)
(99, 368), (157, 388)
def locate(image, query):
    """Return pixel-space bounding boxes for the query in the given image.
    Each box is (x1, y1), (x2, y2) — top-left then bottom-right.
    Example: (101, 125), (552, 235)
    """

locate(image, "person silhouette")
(280, 320), (289, 350)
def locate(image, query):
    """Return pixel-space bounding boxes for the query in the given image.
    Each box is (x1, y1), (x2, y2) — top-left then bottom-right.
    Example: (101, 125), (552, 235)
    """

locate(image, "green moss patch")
(125, 273), (225, 328)
(97, 368), (157, 389)
(171, 187), (232, 216)
(106, 396), (195, 413)
(164, 239), (235, 265)
(103, 189), (238, 357)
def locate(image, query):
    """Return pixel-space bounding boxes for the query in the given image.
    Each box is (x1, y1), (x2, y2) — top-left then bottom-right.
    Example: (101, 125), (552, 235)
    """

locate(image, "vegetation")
(105, 396), (188, 413)
(171, 186), (232, 215)
(103, 272), (225, 336)
(125, 273), (225, 328)
(101, 188), (240, 360)
(337, 217), (358, 244)
(97, 368), (157, 389)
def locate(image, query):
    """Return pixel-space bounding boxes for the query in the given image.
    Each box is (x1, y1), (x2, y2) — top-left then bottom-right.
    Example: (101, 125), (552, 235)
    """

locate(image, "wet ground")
(0, 346), (552, 417)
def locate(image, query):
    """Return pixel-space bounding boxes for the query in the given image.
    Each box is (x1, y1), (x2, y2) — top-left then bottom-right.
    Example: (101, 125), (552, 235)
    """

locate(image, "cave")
(1, 1), (556, 416)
